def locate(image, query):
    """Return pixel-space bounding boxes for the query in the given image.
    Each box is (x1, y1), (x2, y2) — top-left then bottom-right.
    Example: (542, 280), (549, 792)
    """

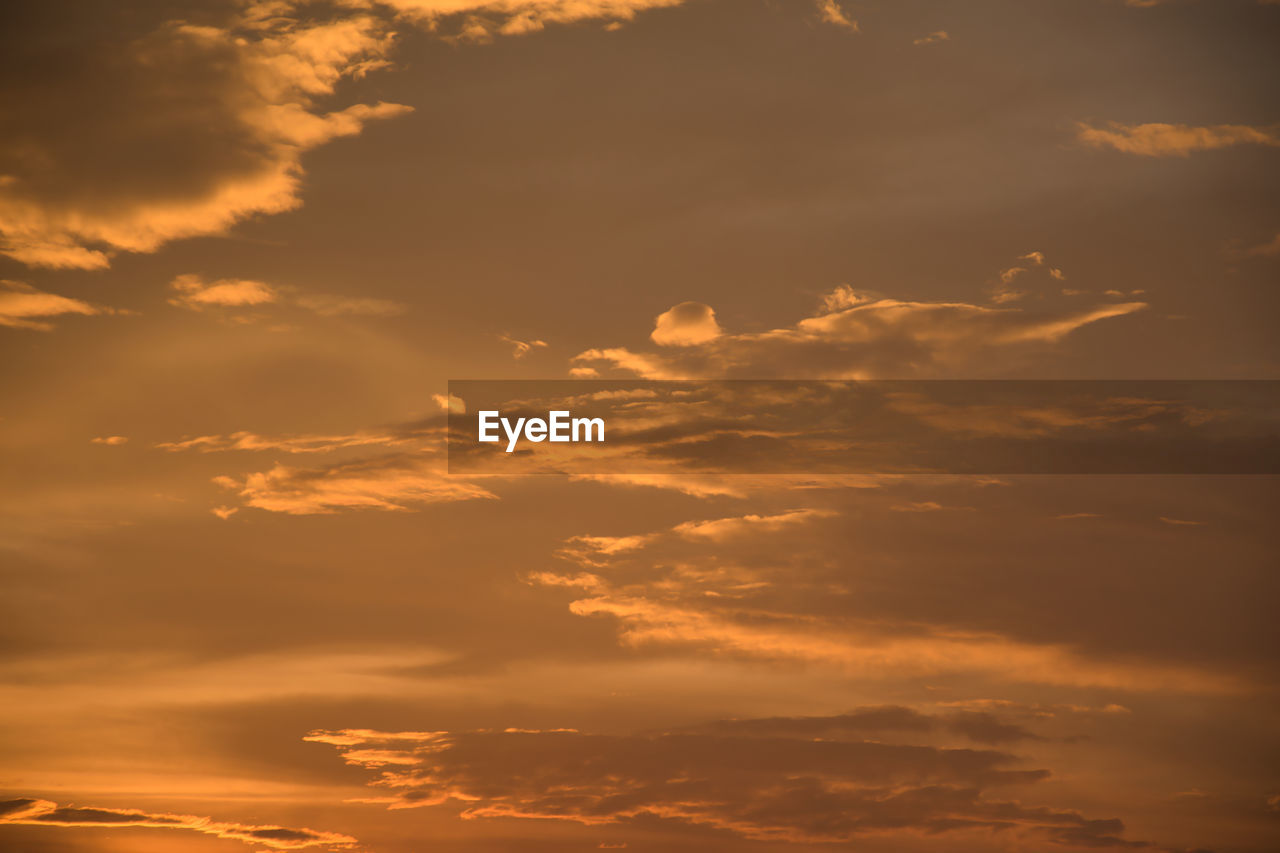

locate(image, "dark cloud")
(305, 722), (1156, 847)
(0, 1), (408, 268)
(699, 707), (1041, 746)
(0, 797), (357, 849)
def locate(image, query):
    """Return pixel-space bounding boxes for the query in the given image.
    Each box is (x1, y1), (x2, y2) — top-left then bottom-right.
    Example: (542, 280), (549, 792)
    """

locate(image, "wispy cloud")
(1077, 121), (1280, 157)
(912, 30), (949, 45)
(815, 0), (859, 32)
(574, 285), (1145, 379)
(0, 797), (357, 850)
(169, 274), (404, 320)
(216, 454), (496, 514)
(0, 280), (119, 331)
(500, 333), (549, 358)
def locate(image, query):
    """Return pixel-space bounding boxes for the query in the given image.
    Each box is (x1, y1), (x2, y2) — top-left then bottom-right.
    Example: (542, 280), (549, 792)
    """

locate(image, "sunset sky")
(1, 1), (1278, 851)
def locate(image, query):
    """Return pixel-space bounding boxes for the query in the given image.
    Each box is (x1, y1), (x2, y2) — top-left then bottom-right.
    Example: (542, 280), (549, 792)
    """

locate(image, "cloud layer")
(305, 719), (1157, 848)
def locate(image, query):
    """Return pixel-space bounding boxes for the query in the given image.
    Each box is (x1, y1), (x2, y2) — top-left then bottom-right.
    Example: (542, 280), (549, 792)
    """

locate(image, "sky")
(0, 0), (1278, 851)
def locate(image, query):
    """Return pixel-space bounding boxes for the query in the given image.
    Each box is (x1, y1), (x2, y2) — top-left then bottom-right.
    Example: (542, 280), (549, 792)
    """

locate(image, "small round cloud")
(651, 302), (721, 347)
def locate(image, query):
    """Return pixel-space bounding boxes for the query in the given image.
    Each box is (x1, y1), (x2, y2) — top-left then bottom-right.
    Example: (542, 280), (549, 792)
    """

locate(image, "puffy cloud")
(651, 301), (722, 347)
(432, 392), (466, 413)
(1076, 121), (1280, 157)
(169, 274), (279, 310)
(0, 797), (357, 850)
(815, 0), (859, 33)
(575, 287), (1146, 379)
(819, 284), (873, 312)
(303, 722), (1156, 848)
(993, 252), (1072, 305)
(0, 280), (111, 330)
(0, 7), (410, 269)
(90, 435), (128, 445)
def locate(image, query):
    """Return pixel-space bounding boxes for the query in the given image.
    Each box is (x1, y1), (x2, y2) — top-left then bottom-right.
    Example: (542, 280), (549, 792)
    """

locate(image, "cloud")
(574, 286), (1146, 379)
(294, 292), (406, 317)
(1243, 232), (1280, 257)
(0, 280), (112, 331)
(815, 0), (859, 33)
(672, 508), (837, 541)
(433, 393), (466, 413)
(0, 7), (410, 269)
(303, 722), (1155, 848)
(696, 706), (1041, 745)
(890, 500), (973, 512)
(154, 420), (489, 515)
(0, 797), (357, 850)
(501, 333), (549, 358)
(819, 284), (872, 312)
(913, 30), (949, 45)
(168, 274), (405, 319)
(990, 251), (1069, 304)
(555, 509), (838, 567)
(90, 435), (128, 445)
(363, 0), (687, 42)
(532, 500), (1247, 693)
(651, 301), (722, 346)
(1076, 121), (1280, 157)
(158, 428), (415, 454)
(169, 274), (278, 310)
(218, 454), (496, 514)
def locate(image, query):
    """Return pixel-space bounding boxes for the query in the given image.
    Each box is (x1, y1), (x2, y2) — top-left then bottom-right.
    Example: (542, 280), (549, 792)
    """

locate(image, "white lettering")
(478, 411), (500, 442)
(502, 416), (526, 453)
(549, 410), (570, 442)
(481, 411), (605, 452)
(573, 417), (605, 442)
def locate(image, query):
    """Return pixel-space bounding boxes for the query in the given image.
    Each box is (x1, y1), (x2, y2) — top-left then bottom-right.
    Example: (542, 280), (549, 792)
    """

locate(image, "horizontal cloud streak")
(0, 797), (357, 850)
(304, 722), (1156, 848)
(1077, 121), (1280, 157)
(573, 288), (1146, 379)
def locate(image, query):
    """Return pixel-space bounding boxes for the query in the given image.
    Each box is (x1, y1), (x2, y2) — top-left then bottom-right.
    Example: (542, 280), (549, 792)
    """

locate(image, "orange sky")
(0, 1), (1278, 852)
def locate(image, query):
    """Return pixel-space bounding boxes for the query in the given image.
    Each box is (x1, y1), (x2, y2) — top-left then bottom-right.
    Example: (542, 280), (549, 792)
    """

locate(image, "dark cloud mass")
(303, 720), (1165, 848)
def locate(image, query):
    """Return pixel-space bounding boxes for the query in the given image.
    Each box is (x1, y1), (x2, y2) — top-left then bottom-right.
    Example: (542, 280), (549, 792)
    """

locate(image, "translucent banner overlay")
(447, 380), (1280, 475)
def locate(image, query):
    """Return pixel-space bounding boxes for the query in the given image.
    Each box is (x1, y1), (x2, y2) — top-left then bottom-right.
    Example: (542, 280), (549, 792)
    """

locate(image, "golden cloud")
(0, 280), (116, 330)
(1077, 121), (1280, 157)
(0, 797), (357, 850)
(0, 9), (410, 269)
